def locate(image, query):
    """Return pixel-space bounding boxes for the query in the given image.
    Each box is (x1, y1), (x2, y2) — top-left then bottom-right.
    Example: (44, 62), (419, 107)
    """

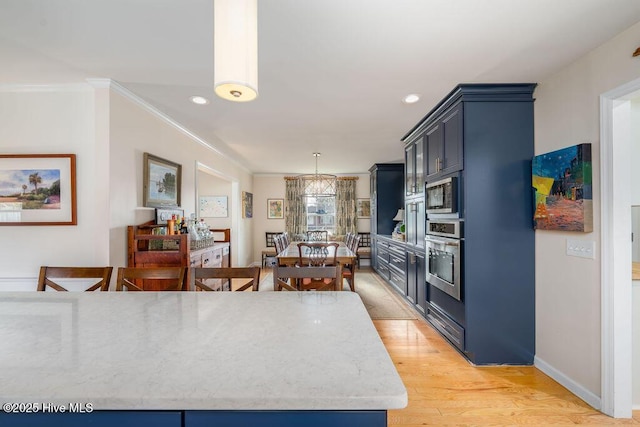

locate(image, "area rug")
(258, 269), (418, 320)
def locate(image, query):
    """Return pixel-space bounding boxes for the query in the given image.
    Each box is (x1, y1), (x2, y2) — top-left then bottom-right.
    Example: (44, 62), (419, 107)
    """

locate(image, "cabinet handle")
(409, 253), (416, 264)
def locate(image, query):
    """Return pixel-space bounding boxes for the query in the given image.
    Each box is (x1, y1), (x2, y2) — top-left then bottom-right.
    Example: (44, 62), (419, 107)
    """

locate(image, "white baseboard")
(534, 355), (601, 410)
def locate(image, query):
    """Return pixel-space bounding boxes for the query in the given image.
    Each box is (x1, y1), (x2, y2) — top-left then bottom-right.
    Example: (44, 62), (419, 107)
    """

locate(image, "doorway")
(195, 161), (239, 265)
(600, 77), (640, 417)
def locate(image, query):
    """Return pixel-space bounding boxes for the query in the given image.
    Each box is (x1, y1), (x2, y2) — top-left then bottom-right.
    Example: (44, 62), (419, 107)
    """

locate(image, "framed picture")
(532, 143), (593, 232)
(143, 152), (181, 207)
(267, 198), (284, 219)
(199, 195), (228, 218)
(242, 191), (253, 219)
(0, 154), (77, 226)
(357, 198), (371, 218)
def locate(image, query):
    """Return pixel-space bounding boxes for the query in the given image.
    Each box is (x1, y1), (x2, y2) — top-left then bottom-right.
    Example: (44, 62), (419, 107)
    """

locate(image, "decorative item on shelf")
(391, 208), (405, 241)
(295, 153), (337, 198)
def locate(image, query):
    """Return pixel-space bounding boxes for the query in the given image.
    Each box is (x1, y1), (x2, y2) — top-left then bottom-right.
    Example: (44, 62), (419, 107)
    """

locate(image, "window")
(305, 196), (335, 235)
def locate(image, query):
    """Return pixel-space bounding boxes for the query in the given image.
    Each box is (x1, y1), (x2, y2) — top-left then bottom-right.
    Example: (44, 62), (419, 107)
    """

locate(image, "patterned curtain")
(285, 177), (307, 238)
(335, 178), (357, 236)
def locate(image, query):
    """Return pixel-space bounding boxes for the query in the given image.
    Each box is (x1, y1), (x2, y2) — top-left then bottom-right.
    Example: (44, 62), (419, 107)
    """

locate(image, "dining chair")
(273, 264), (342, 291)
(273, 234), (286, 255)
(261, 232), (279, 267)
(37, 266), (114, 292)
(192, 266), (261, 291)
(306, 230), (328, 242)
(281, 231), (290, 247)
(115, 267), (187, 291)
(345, 232), (354, 249)
(297, 242), (338, 267)
(356, 232), (371, 268)
(342, 234), (360, 292)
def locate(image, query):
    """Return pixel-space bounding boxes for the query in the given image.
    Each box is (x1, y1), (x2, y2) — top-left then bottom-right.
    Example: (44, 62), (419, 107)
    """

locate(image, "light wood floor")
(375, 319), (640, 426)
(260, 268), (638, 424)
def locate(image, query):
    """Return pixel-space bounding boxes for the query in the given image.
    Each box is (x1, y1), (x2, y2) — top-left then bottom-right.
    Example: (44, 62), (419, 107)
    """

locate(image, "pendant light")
(297, 153), (337, 198)
(214, 0), (258, 102)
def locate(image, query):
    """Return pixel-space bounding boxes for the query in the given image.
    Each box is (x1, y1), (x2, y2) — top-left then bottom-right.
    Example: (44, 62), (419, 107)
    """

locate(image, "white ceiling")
(1, 0), (640, 175)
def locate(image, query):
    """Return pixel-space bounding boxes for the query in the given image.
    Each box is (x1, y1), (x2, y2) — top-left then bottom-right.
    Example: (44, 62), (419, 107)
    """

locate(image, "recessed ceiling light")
(190, 96), (210, 105)
(403, 94), (420, 104)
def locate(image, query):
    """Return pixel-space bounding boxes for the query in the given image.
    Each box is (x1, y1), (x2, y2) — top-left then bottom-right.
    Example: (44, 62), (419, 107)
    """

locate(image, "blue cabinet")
(401, 83), (537, 365)
(1, 410), (387, 427)
(185, 410), (386, 427)
(0, 411), (181, 427)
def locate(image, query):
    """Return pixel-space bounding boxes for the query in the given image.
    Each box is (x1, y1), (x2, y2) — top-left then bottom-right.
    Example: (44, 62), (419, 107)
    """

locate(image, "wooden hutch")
(127, 221), (231, 290)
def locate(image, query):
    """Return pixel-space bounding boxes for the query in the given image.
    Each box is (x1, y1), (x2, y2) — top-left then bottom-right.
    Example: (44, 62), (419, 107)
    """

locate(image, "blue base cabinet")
(186, 410), (386, 427)
(1, 410), (387, 427)
(0, 411), (182, 427)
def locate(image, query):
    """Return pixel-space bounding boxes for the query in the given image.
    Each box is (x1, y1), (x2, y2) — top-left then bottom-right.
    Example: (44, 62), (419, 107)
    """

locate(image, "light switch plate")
(566, 239), (595, 259)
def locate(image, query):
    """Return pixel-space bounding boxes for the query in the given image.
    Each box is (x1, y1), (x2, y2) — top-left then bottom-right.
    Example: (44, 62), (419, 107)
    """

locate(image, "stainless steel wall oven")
(425, 219), (462, 301)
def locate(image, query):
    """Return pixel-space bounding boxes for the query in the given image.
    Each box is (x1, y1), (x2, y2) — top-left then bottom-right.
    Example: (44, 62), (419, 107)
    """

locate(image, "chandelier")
(297, 153), (337, 198)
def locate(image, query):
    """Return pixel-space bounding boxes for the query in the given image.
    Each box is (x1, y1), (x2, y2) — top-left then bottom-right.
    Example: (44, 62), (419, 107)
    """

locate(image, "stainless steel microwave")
(425, 177), (457, 214)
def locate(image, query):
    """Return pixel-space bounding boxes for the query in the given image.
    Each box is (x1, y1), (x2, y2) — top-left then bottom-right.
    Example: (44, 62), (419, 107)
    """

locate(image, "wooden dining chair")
(273, 234), (286, 255)
(192, 267), (261, 291)
(342, 235), (360, 292)
(297, 242), (338, 267)
(306, 230), (328, 242)
(115, 267), (187, 291)
(345, 232), (354, 249)
(273, 264), (342, 291)
(37, 266), (113, 291)
(261, 232), (279, 267)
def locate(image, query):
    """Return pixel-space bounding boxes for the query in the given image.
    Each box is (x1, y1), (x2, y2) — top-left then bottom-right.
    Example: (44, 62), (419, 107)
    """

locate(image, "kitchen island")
(0, 291), (406, 426)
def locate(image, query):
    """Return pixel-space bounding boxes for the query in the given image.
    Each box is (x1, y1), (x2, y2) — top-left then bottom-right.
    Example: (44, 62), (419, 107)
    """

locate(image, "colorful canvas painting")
(532, 143), (592, 232)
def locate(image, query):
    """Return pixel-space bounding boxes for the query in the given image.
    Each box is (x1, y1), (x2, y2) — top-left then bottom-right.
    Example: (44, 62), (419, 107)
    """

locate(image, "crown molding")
(87, 78), (252, 175)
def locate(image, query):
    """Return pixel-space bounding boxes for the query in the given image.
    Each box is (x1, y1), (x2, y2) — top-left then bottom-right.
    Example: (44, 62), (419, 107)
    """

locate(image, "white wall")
(0, 85), (110, 290)
(534, 20), (640, 407)
(108, 86), (255, 272)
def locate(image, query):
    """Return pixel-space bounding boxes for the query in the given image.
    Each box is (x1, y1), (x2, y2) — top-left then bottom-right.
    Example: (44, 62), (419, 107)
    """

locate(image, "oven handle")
(425, 236), (460, 247)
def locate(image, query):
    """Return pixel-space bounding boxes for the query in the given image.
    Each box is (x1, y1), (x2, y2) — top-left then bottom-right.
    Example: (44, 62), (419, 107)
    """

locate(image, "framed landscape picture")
(0, 154), (77, 226)
(143, 152), (181, 207)
(199, 195), (228, 218)
(532, 143), (593, 232)
(357, 198), (371, 218)
(242, 191), (253, 218)
(267, 198), (284, 219)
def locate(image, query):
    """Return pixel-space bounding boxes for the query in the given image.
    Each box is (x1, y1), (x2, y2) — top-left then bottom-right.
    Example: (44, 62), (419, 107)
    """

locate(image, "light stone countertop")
(0, 292), (407, 411)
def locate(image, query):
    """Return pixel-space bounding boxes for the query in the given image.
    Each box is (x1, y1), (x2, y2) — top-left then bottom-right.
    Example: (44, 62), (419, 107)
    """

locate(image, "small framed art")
(267, 199), (284, 219)
(242, 191), (253, 218)
(357, 198), (371, 218)
(199, 196), (228, 218)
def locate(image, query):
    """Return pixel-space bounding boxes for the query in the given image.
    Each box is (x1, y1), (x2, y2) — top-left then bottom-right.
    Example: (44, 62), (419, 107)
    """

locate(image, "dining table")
(275, 241), (357, 291)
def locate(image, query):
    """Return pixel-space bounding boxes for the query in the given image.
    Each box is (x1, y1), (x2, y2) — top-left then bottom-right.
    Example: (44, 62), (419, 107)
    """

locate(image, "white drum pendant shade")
(214, 0), (258, 102)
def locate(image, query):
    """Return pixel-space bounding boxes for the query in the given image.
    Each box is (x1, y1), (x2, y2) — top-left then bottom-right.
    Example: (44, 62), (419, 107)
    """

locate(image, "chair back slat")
(37, 266), (113, 292)
(297, 242), (338, 267)
(192, 267), (261, 291)
(306, 230), (328, 242)
(115, 267), (187, 291)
